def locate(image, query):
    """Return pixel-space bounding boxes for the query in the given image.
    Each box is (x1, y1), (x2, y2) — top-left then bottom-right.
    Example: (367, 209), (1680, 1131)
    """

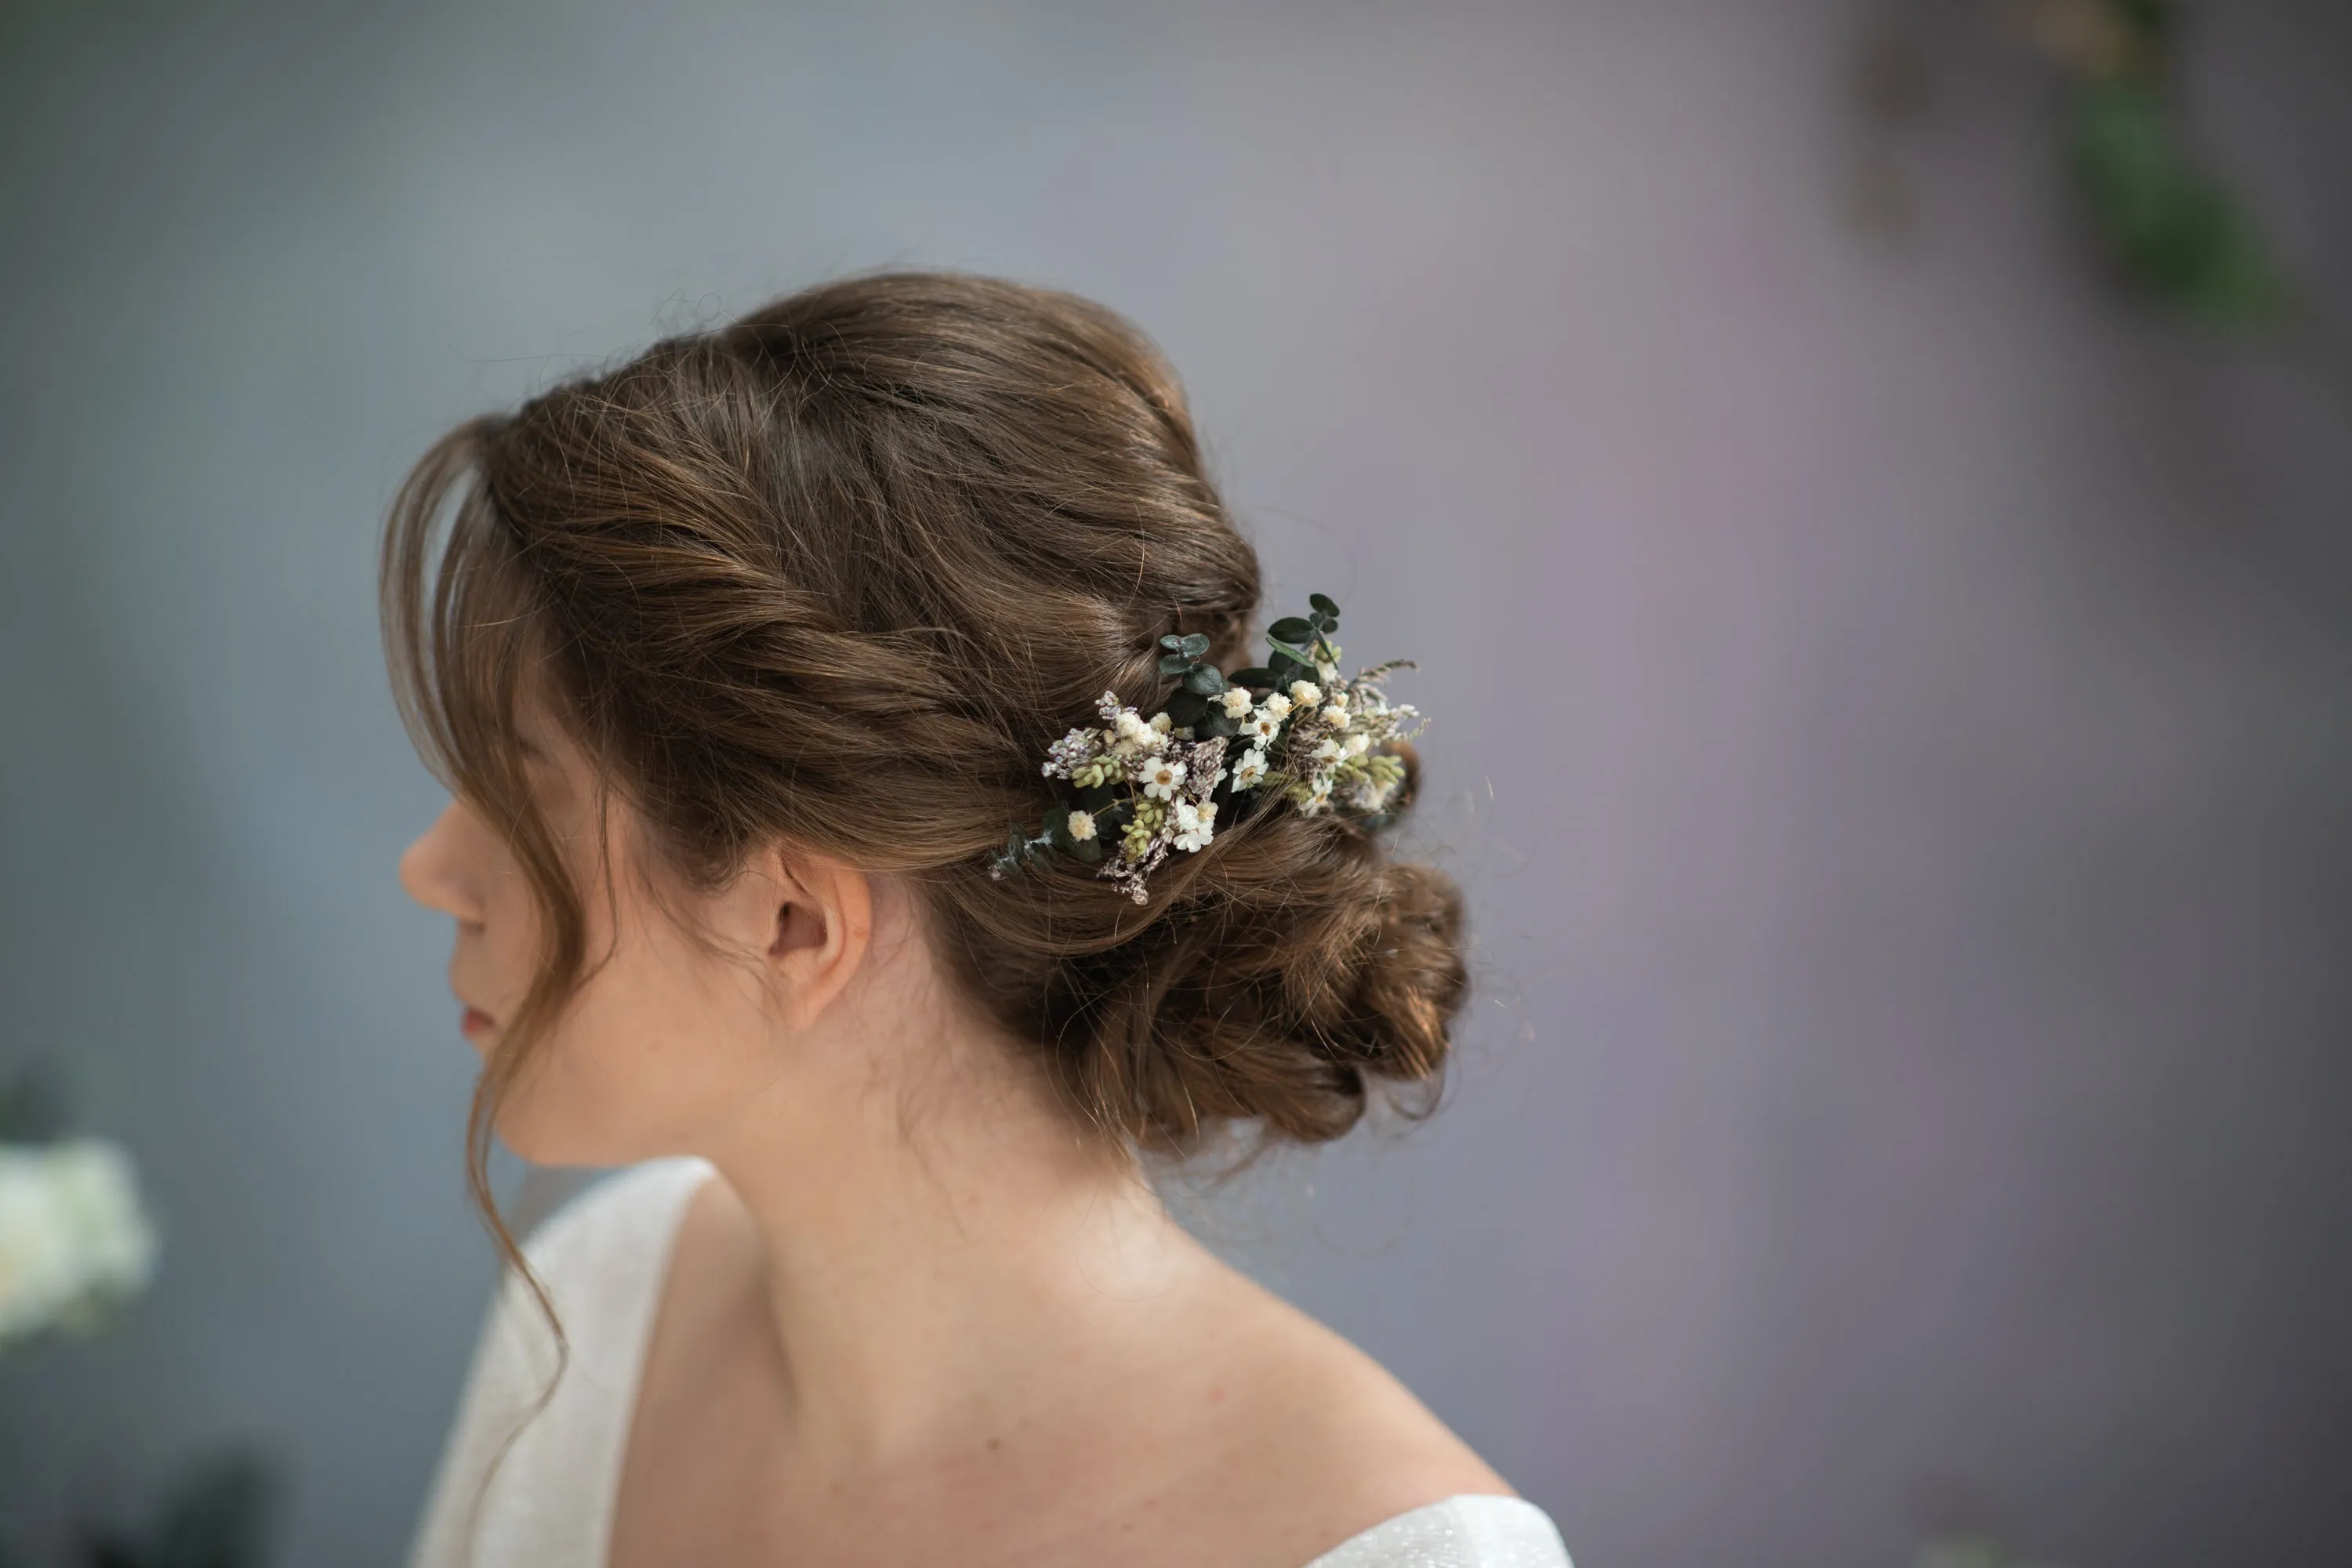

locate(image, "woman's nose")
(399, 799), (483, 923)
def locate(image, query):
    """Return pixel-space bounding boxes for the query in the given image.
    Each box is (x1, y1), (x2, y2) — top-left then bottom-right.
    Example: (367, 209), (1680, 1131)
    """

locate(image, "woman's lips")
(460, 1006), (495, 1035)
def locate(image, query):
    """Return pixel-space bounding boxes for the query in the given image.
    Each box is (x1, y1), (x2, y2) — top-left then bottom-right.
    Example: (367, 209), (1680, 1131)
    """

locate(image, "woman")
(387, 271), (1570, 1567)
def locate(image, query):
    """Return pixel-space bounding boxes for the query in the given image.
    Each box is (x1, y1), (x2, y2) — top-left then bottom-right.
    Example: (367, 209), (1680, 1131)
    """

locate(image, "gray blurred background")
(4, 1), (2349, 1564)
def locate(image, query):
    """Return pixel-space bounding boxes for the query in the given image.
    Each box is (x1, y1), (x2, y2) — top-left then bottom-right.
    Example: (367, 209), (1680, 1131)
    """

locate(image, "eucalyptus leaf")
(1308, 593), (1340, 618)
(1183, 664), (1227, 695)
(2069, 78), (2285, 322)
(1267, 641), (1317, 670)
(1268, 616), (1316, 645)
(1158, 652), (1196, 677)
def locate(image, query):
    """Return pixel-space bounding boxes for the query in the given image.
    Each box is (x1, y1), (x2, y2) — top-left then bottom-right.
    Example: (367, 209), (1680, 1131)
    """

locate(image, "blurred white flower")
(1171, 798), (1217, 852)
(0, 1139), (158, 1351)
(1219, 688), (1253, 718)
(1067, 810), (1097, 842)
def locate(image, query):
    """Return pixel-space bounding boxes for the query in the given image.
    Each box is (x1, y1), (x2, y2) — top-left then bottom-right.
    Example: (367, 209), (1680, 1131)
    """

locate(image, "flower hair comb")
(988, 594), (1425, 903)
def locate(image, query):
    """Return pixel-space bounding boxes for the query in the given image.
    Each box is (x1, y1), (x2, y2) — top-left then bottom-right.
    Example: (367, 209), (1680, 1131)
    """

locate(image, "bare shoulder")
(1165, 1266), (1518, 1567)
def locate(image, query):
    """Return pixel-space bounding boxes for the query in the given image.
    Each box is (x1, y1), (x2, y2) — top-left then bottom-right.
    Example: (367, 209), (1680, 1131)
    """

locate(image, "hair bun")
(1044, 742), (1468, 1151)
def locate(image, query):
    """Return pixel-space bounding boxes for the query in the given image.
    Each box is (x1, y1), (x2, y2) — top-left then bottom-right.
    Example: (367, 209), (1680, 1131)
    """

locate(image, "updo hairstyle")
(380, 272), (1468, 1214)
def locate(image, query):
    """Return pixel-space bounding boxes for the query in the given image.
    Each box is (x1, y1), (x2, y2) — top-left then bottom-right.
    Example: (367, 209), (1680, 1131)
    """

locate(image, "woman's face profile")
(394, 708), (803, 1168)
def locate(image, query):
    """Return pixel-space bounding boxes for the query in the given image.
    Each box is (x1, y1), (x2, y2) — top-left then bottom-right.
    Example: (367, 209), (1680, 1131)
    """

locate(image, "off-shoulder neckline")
(568, 1159), (1565, 1568)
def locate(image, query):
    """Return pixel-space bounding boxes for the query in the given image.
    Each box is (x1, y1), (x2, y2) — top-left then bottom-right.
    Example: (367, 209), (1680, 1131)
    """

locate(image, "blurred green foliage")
(2027, 0), (2288, 324)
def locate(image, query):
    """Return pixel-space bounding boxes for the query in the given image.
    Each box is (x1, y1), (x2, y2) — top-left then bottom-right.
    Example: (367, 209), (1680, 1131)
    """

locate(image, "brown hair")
(380, 269), (1467, 1294)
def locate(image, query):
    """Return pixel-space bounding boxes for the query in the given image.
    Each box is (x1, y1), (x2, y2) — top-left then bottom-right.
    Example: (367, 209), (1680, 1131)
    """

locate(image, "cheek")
(491, 924), (785, 1166)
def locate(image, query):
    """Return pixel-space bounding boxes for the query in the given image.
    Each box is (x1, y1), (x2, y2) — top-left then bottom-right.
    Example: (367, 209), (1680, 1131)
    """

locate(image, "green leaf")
(2068, 78), (2286, 323)
(1179, 632), (1211, 656)
(1310, 612), (1338, 635)
(1199, 710), (1239, 739)
(1158, 633), (1186, 651)
(1159, 652), (1196, 677)
(1308, 593), (1340, 619)
(1183, 664), (1227, 695)
(1072, 833), (1105, 864)
(1166, 689), (1208, 727)
(1267, 616), (1316, 645)
(1268, 641), (1319, 673)
(1227, 666), (1277, 691)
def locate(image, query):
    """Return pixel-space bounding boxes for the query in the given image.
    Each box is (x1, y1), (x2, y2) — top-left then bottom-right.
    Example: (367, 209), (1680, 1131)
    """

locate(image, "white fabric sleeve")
(1305, 1494), (1574, 1568)
(401, 1158), (713, 1568)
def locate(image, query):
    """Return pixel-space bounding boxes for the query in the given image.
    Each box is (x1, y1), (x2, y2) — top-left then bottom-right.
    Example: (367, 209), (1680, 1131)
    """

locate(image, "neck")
(692, 1005), (1220, 1466)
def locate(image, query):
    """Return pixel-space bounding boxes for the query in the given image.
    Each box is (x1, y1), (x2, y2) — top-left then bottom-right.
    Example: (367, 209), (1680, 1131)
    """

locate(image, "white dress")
(406, 1158), (1573, 1568)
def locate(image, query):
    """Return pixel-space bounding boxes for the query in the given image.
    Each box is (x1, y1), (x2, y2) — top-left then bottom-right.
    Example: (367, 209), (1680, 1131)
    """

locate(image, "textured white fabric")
(1300, 1496), (1571, 1568)
(406, 1157), (1572, 1568)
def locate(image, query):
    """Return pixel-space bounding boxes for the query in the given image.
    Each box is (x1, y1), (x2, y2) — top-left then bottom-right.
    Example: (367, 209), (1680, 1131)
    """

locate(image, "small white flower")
(1244, 711), (1280, 742)
(1321, 703), (1348, 727)
(1316, 659), (1340, 684)
(1232, 750), (1268, 790)
(1261, 693), (1293, 722)
(1115, 708), (1167, 754)
(1067, 811), (1097, 842)
(1172, 797), (1217, 851)
(1142, 758), (1187, 800)
(1220, 688), (1254, 718)
(1312, 737), (1344, 762)
(1149, 711), (1173, 734)
(1290, 680), (1322, 708)
(1344, 731), (1370, 757)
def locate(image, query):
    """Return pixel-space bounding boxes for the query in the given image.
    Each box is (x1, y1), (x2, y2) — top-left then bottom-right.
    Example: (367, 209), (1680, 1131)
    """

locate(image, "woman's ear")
(760, 848), (874, 1033)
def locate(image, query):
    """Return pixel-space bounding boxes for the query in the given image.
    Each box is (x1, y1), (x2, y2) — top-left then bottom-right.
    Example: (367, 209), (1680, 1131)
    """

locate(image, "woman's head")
(383, 272), (1467, 1201)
